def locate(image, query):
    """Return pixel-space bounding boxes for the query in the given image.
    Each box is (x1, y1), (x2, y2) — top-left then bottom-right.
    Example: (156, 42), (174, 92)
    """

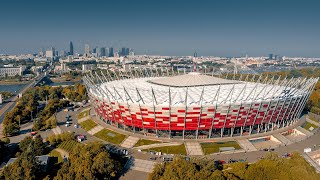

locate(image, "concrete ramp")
(237, 139), (257, 152)
(52, 126), (62, 135)
(120, 136), (140, 148)
(295, 126), (313, 137)
(87, 125), (104, 135)
(273, 133), (293, 145)
(185, 142), (203, 156)
(78, 116), (91, 123)
(133, 142), (182, 150)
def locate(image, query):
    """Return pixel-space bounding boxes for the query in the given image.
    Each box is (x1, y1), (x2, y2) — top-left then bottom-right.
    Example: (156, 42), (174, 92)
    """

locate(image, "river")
(0, 84), (28, 93)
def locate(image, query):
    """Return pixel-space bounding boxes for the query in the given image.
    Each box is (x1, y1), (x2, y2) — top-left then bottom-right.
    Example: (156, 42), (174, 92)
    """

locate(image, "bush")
(47, 132), (75, 147)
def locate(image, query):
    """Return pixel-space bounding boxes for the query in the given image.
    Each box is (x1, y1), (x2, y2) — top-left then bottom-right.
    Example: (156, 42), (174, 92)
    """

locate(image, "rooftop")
(148, 72), (240, 87)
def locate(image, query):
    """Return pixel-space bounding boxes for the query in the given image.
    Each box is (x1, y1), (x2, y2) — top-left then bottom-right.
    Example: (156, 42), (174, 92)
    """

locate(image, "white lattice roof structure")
(84, 71), (317, 107)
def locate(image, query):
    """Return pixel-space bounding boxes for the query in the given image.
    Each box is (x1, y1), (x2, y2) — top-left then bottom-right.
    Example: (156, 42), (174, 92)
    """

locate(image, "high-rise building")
(69, 41), (74, 55)
(268, 53), (273, 60)
(85, 44), (90, 56)
(109, 47), (114, 57)
(93, 47), (97, 54)
(121, 47), (126, 56)
(125, 48), (130, 56)
(51, 47), (56, 57)
(99, 47), (106, 57)
(193, 51), (198, 58)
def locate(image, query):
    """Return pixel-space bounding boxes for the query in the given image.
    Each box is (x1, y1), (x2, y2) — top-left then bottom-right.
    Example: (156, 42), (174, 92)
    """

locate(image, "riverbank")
(0, 80), (30, 85)
(50, 77), (82, 83)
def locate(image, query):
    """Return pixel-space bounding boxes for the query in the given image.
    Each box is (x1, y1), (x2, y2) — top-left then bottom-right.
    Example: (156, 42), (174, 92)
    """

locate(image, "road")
(0, 80), (35, 123)
(0, 66), (53, 137)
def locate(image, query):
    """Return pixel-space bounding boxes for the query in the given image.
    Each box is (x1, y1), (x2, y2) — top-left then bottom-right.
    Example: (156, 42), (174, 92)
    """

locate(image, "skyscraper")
(121, 47), (126, 56)
(109, 47), (114, 57)
(93, 47), (97, 54)
(100, 47), (106, 57)
(125, 48), (130, 56)
(69, 41), (74, 55)
(85, 44), (90, 56)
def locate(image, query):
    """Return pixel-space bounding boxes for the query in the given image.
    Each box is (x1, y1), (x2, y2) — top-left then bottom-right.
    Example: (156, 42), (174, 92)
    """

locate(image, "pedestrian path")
(303, 154), (320, 173)
(273, 133), (293, 145)
(133, 142), (182, 150)
(306, 118), (320, 127)
(55, 148), (69, 158)
(185, 142), (203, 155)
(0, 124), (3, 138)
(121, 136), (140, 148)
(237, 139), (257, 152)
(126, 158), (156, 173)
(78, 116), (91, 123)
(295, 126), (313, 137)
(87, 125), (104, 135)
(52, 126), (62, 135)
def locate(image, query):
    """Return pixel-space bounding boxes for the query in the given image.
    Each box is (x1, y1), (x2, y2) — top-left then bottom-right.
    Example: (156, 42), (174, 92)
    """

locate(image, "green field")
(201, 141), (241, 155)
(142, 144), (187, 155)
(94, 129), (127, 145)
(134, 139), (161, 147)
(78, 109), (90, 119)
(58, 140), (80, 153)
(49, 150), (63, 164)
(303, 122), (319, 131)
(80, 119), (97, 131)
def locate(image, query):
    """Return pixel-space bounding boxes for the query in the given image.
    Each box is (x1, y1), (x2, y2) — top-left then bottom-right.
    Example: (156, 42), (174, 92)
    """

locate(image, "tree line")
(0, 135), (125, 180)
(149, 153), (320, 180)
(3, 83), (87, 136)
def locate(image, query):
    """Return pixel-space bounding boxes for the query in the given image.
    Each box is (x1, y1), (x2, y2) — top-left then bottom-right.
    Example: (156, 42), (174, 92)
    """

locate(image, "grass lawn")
(78, 109), (90, 119)
(94, 129), (127, 145)
(79, 119), (97, 131)
(142, 144), (187, 155)
(303, 122), (318, 131)
(201, 141), (241, 155)
(133, 139), (161, 147)
(58, 140), (80, 153)
(49, 150), (63, 164)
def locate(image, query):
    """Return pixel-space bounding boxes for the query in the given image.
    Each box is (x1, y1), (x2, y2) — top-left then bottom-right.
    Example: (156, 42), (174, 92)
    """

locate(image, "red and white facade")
(83, 69), (317, 139)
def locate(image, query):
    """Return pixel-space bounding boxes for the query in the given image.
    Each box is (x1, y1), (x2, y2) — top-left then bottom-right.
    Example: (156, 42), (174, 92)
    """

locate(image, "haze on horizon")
(0, 0), (320, 57)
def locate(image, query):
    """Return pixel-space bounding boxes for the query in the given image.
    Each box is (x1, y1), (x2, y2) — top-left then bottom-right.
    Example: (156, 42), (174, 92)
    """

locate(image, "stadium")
(83, 68), (318, 139)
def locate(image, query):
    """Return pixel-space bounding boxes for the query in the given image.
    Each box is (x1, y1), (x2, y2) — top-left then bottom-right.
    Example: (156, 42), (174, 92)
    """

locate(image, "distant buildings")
(109, 47), (114, 57)
(0, 66), (26, 77)
(82, 64), (95, 72)
(34, 58), (49, 62)
(85, 44), (90, 57)
(46, 47), (55, 58)
(120, 47), (130, 56)
(69, 41), (74, 55)
(99, 47), (106, 57)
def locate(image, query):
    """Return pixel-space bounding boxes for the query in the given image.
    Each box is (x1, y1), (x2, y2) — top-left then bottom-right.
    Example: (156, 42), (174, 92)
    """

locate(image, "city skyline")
(0, 0), (320, 57)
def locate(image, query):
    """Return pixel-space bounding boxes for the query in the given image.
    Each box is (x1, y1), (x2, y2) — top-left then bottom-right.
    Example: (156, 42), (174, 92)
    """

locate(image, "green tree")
(54, 142), (122, 180)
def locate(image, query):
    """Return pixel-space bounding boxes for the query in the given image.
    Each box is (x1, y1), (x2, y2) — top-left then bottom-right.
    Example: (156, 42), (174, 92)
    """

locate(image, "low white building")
(82, 64), (95, 73)
(0, 66), (26, 77)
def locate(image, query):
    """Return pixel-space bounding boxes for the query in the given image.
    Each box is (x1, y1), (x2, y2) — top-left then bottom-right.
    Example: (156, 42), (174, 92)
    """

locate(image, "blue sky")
(0, 0), (320, 56)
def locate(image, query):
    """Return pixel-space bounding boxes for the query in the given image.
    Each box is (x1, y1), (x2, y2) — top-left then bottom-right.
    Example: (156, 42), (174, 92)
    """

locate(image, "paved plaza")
(185, 142), (203, 155)
(127, 158), (156, 173)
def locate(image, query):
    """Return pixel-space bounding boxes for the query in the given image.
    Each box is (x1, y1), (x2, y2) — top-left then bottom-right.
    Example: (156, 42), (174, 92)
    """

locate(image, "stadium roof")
(148, 72), (240, 87)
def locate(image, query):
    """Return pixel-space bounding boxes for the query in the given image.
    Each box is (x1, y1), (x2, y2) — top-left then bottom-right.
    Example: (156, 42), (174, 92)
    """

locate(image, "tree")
(3, 122), (20, 136)
(2, 142), (41, 180)
(54, 142), (122, 180)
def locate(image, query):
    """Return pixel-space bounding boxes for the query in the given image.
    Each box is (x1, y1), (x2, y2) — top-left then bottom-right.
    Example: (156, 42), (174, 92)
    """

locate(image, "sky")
(0, 0), (320, 57)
